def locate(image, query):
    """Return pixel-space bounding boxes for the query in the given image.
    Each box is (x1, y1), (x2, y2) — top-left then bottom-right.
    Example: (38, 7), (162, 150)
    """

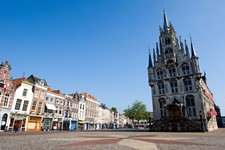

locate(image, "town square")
(1, 128), (225, 150)
(1, 1), (225, 149)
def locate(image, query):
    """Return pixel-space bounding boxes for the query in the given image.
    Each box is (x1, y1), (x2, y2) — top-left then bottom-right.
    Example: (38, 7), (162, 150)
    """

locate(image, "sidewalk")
(0, 130), (69, 136)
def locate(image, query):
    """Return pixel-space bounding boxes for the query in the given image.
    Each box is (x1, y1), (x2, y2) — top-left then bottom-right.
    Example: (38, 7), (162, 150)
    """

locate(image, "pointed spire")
(156, 42), (159, 57)
(179, 36), (184, 54)
(153, 48), (156, 62)
(184, 39), (190, 57)
(159, 38), (163, 56)
(148, 49), (153, 68)
(163, 8), (169, 31)
(190, 36), (197, 57)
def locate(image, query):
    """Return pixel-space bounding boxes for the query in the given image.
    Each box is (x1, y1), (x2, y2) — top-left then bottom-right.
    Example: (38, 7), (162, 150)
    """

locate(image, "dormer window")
(39, 80), (44, 86)
(22, 89), (28, 97)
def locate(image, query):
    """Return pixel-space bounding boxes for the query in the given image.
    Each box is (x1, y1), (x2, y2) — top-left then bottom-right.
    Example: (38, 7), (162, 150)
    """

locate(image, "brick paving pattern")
(0, 128), (225, 150)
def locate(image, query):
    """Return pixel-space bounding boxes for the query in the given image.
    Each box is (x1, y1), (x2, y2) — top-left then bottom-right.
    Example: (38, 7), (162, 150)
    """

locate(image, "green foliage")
(111, 107), (117, 113)
(123, 100), (148, 121)
(111, 107), (117, 117)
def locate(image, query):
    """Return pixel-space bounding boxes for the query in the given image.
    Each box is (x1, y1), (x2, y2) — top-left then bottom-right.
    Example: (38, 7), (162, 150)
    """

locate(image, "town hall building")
(148, 10), (217, 132)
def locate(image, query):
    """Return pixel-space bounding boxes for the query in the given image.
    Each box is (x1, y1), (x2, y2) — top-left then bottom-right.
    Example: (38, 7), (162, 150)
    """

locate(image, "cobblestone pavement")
(0, 128), (225, 150)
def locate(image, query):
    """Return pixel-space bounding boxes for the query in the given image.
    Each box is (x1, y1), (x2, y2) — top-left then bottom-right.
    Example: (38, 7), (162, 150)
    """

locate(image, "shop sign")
(29, 116), (41, 121)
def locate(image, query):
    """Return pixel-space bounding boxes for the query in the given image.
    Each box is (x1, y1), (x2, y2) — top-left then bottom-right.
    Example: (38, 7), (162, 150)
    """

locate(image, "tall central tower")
(148, 10), (217, 132)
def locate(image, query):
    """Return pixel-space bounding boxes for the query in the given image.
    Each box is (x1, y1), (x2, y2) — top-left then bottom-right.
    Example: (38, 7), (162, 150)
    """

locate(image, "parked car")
(124, 124), (133, 128)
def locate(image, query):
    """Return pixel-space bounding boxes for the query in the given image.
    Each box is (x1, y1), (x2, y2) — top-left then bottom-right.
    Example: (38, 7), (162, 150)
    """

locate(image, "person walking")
(14, 124), (18, 133)
(59, 125), (61, 132)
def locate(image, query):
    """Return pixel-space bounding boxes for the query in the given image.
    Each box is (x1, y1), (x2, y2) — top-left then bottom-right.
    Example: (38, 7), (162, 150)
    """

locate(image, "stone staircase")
(151, 116), (203, 131)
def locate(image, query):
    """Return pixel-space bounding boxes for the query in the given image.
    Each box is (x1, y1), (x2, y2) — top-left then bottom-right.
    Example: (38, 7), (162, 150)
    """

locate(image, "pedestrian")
(14, 125), (18, 133)
(59, 125), (61, 132)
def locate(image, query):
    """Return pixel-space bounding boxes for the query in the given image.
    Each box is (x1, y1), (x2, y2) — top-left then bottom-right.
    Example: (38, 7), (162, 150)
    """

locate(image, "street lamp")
(199, 111), (205, 132)
(149, 112), (152, 131)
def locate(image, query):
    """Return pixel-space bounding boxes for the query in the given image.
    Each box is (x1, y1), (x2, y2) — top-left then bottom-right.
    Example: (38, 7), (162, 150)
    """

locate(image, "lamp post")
(149, 112), (152, 132)
(199, 111), (204, 132)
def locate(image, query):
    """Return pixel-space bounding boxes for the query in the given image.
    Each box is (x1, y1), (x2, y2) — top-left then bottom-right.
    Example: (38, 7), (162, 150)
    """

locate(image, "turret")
(148, 49), (154, 86)
(179, 36), (185, 55)
(190, 37), (201, 74)
(163, 9), (169, 31)
(184, 39), (190, 58)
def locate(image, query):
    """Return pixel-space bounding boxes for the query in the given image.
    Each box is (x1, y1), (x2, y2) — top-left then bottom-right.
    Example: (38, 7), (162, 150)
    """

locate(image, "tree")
(111, 107), (117, 116)
(124, 100), (148, 127)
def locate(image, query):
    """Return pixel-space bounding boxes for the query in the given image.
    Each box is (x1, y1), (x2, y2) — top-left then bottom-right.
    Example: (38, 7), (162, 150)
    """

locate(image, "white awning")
(45, 103), (57, 110)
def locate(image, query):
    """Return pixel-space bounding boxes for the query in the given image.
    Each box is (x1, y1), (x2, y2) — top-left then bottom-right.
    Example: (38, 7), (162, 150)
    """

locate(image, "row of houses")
(0, 61), (130, 132)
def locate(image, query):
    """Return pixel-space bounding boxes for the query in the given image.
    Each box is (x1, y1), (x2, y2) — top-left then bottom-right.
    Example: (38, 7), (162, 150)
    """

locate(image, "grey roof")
(27, 74), (48, 86)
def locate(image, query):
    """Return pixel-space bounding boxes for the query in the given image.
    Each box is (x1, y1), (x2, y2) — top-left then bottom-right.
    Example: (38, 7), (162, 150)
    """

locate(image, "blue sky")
(0, 0), (225, 115)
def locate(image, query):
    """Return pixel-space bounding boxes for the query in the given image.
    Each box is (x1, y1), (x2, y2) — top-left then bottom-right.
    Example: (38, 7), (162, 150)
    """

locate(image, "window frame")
(22, 100), (29, 111)
(186, 95), (196, 117)
(22, 89), (28, 97)
(158, 82), (165, 95)
(170, 80), (178, 93)
(15, 99), (22, 110)
(184, 77), (193, 92)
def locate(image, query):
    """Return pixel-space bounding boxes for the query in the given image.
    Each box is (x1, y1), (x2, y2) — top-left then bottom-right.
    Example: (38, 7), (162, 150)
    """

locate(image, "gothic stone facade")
(148, 10), (217, 132)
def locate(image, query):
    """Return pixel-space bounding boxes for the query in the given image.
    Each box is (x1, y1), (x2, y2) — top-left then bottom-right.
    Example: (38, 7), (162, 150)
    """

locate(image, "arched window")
(170, 80), (178, 93)
(183, 77), (192, 92)
(157, 68), (163, 79)
(181, 63), (190, 75)
(159, 99), (166, 118)
(165, 38), (171, 45)
(3, 94), (9, 107)
(186, 95), (196, 117)
(158, 82), (165, 95)
(168, 66), (176, 77)
(165, 48), (173, 59)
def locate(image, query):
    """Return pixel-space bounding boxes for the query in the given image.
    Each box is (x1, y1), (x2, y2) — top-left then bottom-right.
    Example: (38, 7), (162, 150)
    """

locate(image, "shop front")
(9, 113), (28, 132)
(27, 116), (42, 131)
(78, 120), (85, 131)
(0, 108), (11, 131)
(85, 117), (94, 130)
(71, 120), (78, 131)
(63, 118), (71, 130)
(1, 113), (8, 131)
(42, 118), (52, 131)
(52, 118), (62, 130)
